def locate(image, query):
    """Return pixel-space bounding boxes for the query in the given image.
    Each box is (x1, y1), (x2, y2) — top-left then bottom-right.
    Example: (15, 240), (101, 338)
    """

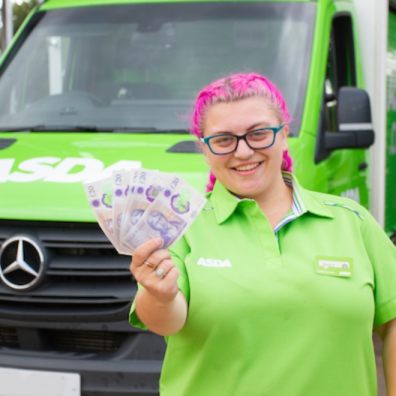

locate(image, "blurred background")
(0, 0), (38, 51)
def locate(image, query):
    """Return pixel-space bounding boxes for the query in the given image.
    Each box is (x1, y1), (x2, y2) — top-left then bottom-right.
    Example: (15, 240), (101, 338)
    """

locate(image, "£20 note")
(124, 176), (207, 250)
(83, 175), (122, 251)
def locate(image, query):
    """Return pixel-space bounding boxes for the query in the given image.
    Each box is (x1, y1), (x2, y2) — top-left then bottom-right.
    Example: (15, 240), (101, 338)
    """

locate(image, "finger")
(142, 260), (156, 269)
(131, 254), (170, 284)
(144, 249), (171, 270)
(160, 267), (180, 294)
(151, 259), (175, 280)
(164, 266), (180, 284)
(131, 237), (163, 269)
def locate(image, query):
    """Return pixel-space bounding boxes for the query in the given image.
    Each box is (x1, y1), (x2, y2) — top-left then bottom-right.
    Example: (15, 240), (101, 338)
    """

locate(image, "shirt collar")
(209, 172), (334, 225)
(209, 181), (241, 224)
(289, 174), (334, 219)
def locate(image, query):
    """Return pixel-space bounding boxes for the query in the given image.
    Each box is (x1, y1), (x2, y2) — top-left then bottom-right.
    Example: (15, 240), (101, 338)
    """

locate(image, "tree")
(13, 0), (39, 34)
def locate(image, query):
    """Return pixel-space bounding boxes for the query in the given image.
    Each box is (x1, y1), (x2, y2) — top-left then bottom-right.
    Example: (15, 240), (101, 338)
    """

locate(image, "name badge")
(315, 256), (352, 278)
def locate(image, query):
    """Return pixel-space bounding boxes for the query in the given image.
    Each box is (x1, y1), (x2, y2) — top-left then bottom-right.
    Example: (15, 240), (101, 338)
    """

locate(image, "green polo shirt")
(130, 174), (396, 396)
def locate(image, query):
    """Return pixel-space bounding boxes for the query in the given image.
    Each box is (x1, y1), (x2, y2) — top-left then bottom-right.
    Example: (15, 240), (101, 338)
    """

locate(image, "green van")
(0, 0), (394, 394)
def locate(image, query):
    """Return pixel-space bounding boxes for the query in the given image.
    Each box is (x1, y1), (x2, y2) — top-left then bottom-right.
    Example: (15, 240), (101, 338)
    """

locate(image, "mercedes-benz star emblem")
(0, 235), (47, 290)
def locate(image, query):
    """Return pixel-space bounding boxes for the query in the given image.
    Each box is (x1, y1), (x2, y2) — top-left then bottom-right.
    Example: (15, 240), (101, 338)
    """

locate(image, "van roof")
(40, 0), (313, 11)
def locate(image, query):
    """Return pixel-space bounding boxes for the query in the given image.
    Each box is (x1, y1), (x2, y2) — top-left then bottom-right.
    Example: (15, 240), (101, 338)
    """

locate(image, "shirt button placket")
(242, 200), (281, 260)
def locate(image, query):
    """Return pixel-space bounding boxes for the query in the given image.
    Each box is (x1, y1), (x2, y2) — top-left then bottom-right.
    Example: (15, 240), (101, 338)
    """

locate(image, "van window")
(0, 3), (315, 134)
(315, 13), (357, 163)
(324, 14), (356, 132)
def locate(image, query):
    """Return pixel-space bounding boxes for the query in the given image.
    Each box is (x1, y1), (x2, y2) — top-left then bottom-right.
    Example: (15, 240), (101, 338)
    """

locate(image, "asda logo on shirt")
(197, 258), (232, 268)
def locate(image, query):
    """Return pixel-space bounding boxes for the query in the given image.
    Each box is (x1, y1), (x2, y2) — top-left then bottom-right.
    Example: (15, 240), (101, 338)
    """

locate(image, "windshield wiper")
(0, 125), (101, 132)
(0, 125), (189, 134)
(111, 127), (188, 134)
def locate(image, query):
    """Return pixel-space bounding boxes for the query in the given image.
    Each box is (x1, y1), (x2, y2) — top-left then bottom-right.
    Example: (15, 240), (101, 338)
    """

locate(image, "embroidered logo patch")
(197, 258), (232, 268)
(315, 256), (352, 277)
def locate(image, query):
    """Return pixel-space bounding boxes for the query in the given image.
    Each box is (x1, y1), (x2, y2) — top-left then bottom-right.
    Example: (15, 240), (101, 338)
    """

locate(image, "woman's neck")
(256, 176), (293, 229)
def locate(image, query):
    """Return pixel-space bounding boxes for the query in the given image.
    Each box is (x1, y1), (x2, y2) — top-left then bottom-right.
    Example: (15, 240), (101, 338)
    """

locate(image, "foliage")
(13, 0), (39, 33)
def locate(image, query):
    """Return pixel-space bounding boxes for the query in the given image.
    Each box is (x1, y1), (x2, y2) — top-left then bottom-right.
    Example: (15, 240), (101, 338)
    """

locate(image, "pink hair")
(190, 72), (293, 192)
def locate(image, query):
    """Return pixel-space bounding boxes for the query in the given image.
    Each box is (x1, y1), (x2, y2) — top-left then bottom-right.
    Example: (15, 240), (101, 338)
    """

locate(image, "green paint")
(0, 0), (393, 235)
(0, 133), (207, 222)
(1, 0), (395, 391)
(386, 9), (396, 235)
(40, 0), (312, 10)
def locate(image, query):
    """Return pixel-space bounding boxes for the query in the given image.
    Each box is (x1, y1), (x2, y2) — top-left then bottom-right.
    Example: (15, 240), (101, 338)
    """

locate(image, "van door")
(315, 12), (370, 208)
(386, 4), (396, 239)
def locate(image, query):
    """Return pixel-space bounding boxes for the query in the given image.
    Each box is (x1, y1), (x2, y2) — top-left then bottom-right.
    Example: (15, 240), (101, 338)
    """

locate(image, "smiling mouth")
(233, 162), (262, 172)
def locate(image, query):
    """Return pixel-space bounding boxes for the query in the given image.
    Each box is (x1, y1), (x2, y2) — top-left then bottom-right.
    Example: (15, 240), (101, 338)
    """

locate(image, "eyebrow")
(247, 122), (271, 131)
(211, 121), (273, 135)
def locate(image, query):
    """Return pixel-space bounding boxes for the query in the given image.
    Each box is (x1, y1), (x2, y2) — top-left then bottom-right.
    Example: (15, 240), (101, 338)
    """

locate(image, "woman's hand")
(130, 238), (187, 335)
(130, 237), (180, 303)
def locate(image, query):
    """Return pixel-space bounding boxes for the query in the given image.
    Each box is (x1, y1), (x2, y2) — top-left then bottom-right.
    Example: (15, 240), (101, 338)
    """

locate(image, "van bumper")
(0, 335), (164, 396)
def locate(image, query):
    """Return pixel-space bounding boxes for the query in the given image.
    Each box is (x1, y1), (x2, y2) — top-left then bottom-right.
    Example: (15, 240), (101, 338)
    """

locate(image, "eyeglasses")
(200, 124), (285, 155)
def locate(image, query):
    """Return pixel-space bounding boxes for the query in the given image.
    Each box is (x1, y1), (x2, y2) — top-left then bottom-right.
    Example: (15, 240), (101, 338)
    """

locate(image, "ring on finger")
(155, 267), (166, 279)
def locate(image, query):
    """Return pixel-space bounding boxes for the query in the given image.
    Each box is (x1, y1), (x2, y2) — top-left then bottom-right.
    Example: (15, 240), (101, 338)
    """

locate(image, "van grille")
(0, 326), (165, 360)
(0, 221), (135, 322)
(0, 327), (18, 348)
(0, 327), (125, 353)
(46, 330), (126, 353)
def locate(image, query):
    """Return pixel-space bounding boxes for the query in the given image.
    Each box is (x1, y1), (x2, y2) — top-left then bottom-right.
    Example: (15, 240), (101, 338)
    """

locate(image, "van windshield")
(0, 2), (315, 135)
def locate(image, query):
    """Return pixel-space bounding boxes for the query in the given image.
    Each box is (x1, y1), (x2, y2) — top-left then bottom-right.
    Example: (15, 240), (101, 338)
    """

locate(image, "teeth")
(235, 163), (259, 171)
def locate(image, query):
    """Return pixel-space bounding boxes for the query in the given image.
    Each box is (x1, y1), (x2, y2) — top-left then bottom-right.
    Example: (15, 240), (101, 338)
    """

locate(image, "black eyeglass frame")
(200, 124), (285, 155)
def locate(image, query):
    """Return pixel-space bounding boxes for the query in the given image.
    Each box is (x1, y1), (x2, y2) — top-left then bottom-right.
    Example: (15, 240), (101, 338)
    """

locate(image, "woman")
(129, 73), (396, 395)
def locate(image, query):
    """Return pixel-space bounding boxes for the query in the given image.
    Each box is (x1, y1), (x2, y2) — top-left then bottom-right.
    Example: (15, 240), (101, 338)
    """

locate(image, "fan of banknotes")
(83, 168), (207, 255)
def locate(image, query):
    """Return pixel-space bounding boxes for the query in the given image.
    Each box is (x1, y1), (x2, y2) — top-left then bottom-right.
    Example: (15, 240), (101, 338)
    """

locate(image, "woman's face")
(201, 96), (289, 201)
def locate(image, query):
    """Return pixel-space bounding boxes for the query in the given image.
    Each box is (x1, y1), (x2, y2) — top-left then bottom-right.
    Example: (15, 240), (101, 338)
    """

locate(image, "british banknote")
(123, 174), (207, 250)
(111, 169), (132, 254)
(83, 175), (121, 251)
(84, 168), (206, 255)
(119, 169), (162, 242)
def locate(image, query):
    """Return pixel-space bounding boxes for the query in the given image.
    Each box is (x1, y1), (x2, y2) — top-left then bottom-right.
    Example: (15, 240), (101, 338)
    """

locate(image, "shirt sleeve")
(129, 282), (147, 330)
(128, 236), (191, 330)
(361, 208), (396, 326)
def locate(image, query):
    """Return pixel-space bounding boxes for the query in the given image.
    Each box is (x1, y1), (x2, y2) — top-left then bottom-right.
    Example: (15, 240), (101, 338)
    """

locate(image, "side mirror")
(324, 87), (375, 150)
(315, 87), (375, 163)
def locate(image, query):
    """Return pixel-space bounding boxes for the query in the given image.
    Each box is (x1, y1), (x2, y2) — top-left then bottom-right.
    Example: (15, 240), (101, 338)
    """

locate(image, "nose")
(234, 137), (254, 159)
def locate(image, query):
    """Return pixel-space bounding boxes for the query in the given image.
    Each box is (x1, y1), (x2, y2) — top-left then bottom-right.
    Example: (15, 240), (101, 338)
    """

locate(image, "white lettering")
(8, 157), (60, 182)
(197, 258), (232, 268)
(0, 157), (143, 183)
(0, 159), (14, 182)
(44, 157), (104, 183)
(318, 260), (350, 269)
